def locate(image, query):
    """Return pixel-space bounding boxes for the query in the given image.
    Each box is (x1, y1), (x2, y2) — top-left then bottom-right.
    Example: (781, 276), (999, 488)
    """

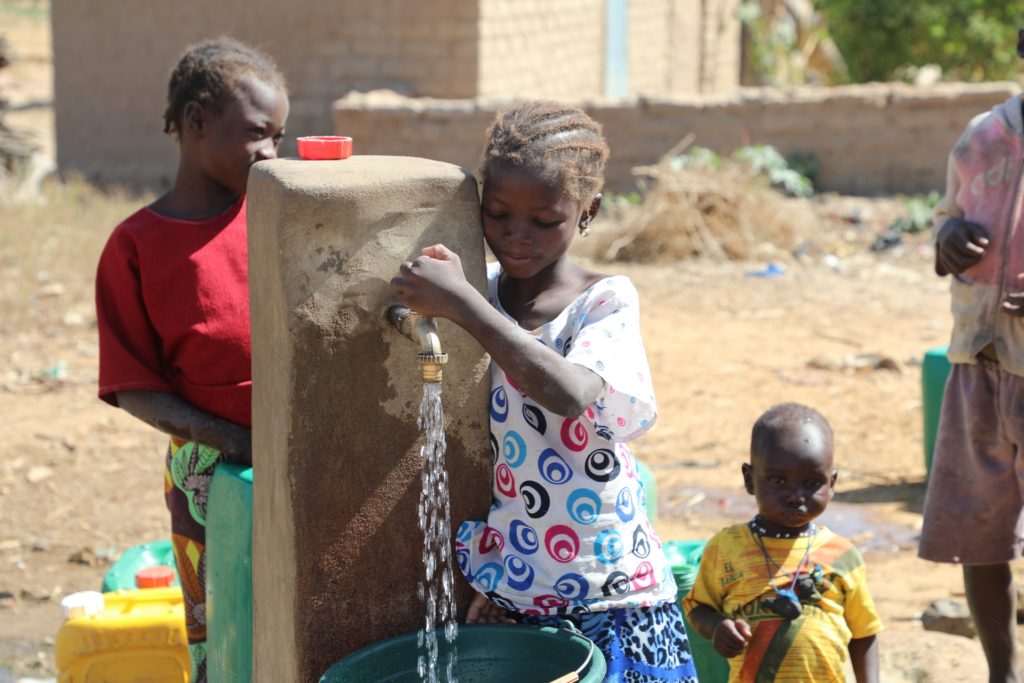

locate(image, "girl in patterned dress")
(390, 101), (697, 682)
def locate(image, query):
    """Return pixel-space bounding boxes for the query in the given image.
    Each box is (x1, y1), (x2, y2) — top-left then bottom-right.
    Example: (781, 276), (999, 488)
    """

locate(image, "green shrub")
(667, 144), (815, 198)
(889, 191), (942, 234)
(818, 0), (1020, 82)
(731, 145), (815, 198)
(668, 146), (723, 171)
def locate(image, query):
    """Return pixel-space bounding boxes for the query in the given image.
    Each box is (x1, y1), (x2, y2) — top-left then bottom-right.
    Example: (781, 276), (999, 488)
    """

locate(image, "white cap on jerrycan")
(60, 590), (104, 620)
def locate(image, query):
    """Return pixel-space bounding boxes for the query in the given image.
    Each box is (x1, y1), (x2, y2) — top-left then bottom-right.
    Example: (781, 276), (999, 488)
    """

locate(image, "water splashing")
(416, 382), (459, 682)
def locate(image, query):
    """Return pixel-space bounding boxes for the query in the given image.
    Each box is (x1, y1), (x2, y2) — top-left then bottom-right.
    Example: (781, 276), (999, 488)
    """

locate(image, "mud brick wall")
(476, 0), (604, 100)
(52, 0), (481, 187)
(52, 0), (741, 188)
(334, 82), (1020, 195)
(474, 0), (740, 100)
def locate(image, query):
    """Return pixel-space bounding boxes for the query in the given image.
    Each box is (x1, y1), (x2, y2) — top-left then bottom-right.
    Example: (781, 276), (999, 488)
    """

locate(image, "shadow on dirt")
(833, 479), (927, 515)
(662, 483), (923, 552)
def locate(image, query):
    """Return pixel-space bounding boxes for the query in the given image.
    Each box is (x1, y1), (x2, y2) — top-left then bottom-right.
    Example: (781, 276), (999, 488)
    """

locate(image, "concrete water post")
(247, 156), (492, 682)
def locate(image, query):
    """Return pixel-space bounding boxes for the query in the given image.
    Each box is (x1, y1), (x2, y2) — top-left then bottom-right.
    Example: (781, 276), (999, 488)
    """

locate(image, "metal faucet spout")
(386, 305), (449, 383)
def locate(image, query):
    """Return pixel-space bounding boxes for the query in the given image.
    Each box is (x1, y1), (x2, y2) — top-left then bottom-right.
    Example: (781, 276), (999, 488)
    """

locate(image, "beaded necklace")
(748, 514), (816, 539)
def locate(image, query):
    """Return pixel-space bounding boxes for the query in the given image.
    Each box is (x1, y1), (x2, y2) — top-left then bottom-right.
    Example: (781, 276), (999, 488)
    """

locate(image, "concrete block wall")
(334, 82), (1020, 196)
(628, 0), (674, 97)
(476, 0), (604, 100)
(668, 0), (703, 95)
(626, 0), (741, 97)
(700, 0), (742, 93)
(476, 0), (741, 101)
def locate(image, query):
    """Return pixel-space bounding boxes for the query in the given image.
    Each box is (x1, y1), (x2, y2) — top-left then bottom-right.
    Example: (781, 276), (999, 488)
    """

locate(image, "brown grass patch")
(0, 177), (149, 340)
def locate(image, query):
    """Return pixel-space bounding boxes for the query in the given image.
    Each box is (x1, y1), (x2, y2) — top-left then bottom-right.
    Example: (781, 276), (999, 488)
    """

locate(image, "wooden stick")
(548, 674), (580, 683)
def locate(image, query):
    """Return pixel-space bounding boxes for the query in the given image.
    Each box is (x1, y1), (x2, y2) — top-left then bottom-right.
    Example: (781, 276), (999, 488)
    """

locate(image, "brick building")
(52, 0), (741, 187)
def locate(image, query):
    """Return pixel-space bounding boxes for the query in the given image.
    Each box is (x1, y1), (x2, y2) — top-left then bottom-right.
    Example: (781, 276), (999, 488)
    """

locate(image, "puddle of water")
(0, 671), (54, 683)
(662, 486), (919, 551)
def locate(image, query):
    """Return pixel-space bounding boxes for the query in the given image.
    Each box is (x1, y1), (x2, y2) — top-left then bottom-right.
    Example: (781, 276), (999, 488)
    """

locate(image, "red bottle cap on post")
(135, 565), (176, 588)
(297, 136), (354, 160)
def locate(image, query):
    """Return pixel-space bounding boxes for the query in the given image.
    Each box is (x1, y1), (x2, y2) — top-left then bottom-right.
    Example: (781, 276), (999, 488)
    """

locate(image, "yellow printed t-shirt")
(683, 523), (883, 683)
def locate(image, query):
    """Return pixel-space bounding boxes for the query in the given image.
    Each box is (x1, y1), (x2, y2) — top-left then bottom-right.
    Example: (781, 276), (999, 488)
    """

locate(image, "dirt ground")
(0, 3), (1014, 681)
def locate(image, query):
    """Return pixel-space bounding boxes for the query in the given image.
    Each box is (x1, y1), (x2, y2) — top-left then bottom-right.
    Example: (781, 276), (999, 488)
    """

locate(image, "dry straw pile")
(594, 138), (822, 263)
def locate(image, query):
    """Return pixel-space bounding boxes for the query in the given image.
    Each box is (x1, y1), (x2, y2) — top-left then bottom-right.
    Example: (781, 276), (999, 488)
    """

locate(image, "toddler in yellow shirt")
(684, 403), (882, 683)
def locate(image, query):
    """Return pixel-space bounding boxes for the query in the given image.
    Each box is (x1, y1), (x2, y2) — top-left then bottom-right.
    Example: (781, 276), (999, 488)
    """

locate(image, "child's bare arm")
(391, 245), (603, 417)
(688, 603), (751, 658)
(848, 635), (879, 683)
(457, 296), (603, 417)
(934, 218), (989, 276)
(116, 390), (252, 465)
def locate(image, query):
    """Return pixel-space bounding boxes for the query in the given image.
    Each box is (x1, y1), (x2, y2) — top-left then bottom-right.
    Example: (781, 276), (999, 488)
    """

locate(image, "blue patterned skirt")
(514, 601), (699, 683)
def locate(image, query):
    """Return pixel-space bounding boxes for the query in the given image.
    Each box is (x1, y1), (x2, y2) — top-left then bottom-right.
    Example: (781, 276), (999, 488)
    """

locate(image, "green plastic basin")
(320, 623), (606, 683)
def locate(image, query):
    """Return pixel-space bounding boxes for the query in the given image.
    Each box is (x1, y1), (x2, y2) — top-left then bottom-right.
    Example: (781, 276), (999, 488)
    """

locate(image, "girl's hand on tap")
(391, 244), (480, 323)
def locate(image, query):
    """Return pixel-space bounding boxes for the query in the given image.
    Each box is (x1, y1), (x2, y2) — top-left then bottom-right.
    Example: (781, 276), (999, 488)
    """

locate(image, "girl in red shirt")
(94, 38), (289, 681)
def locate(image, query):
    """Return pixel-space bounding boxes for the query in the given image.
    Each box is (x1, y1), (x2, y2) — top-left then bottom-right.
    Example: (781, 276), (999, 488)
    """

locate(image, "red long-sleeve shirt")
(95, 197), (252, 427)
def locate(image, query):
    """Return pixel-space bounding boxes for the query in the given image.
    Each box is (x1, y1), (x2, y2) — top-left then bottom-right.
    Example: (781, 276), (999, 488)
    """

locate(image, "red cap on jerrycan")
(297, 136), (353, 160)
(135, 565), (176, 588)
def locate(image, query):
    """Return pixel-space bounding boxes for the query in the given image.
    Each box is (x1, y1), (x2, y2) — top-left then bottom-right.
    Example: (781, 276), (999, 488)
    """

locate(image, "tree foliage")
(817, 0), (1021, 82)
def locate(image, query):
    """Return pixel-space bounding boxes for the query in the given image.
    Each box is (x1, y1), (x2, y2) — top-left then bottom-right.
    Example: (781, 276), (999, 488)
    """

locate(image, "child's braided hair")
(481, 100), (609, 203)
(163, 37), (286, 138)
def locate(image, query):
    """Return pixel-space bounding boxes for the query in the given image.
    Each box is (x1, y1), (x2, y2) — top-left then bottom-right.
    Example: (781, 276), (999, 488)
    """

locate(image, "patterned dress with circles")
(458, 263), (677, 615)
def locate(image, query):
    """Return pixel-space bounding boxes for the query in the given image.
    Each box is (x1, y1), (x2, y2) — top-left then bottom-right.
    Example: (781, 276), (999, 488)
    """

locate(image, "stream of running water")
(416, 382), (459, 682)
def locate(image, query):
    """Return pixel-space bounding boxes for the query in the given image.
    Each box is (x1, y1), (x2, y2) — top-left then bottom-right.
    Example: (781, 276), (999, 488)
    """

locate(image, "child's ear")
(742, 463), (754, 494)
(583, 193), (602, 224)
(183, 101), (205, 135)
(578, 194), (602, 236)
(829, 468), (838, 489)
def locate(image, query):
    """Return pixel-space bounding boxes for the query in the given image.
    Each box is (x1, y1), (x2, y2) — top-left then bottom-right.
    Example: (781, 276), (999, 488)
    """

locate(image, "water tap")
(386, 305), (448, 383)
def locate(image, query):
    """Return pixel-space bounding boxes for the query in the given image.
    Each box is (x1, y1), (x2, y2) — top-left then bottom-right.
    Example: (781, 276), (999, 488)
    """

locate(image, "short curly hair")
(163, 37), (286, 138)
(481, 100), (609, 202)
(750, 403), (834, 462)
